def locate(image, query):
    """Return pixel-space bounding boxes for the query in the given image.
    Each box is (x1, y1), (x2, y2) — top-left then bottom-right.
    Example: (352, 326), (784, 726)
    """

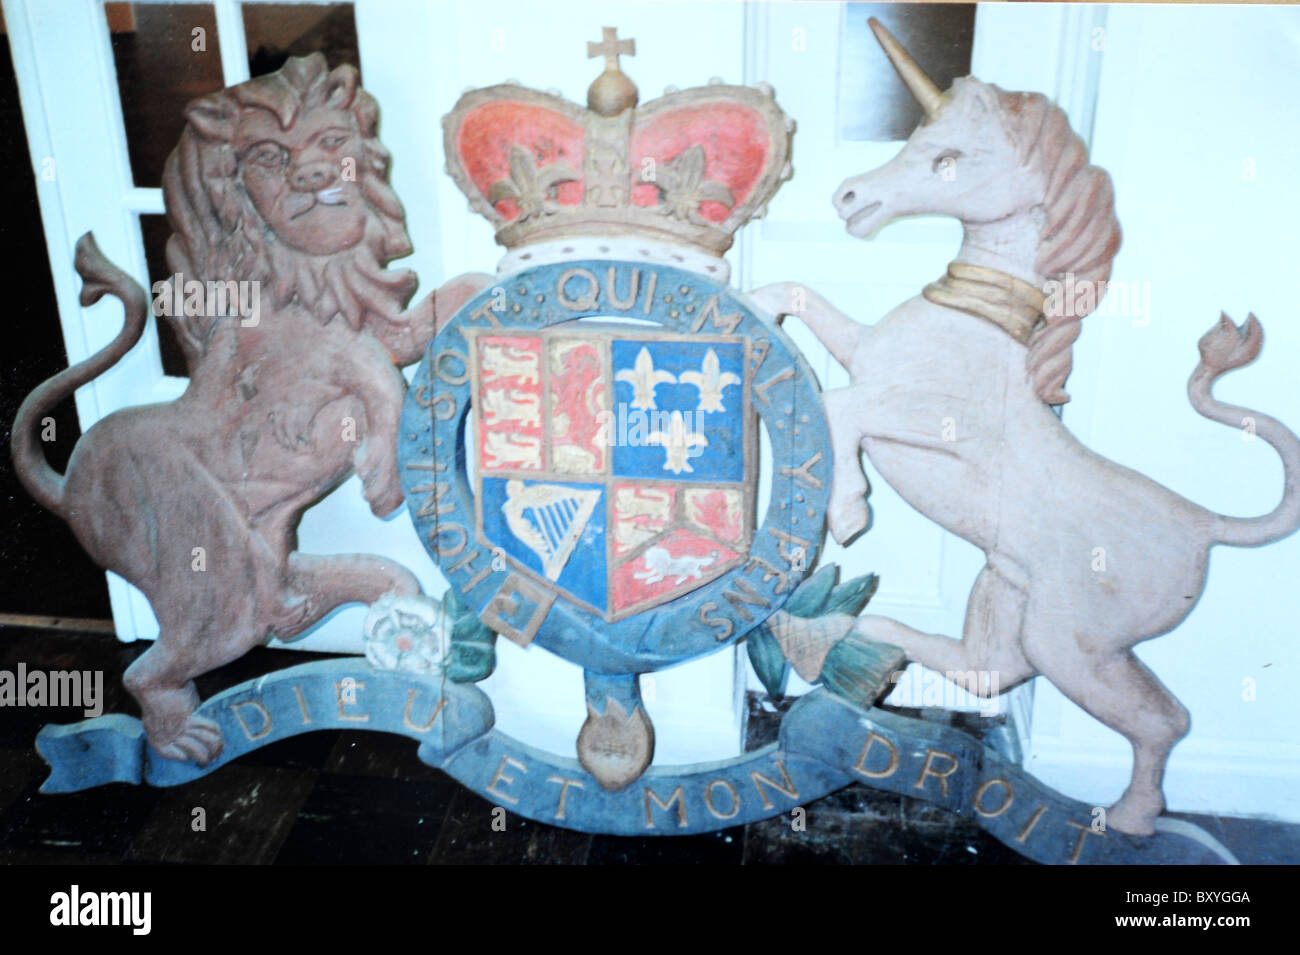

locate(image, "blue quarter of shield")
(610, 339), (745, 483)
(481, 477), (608, 611)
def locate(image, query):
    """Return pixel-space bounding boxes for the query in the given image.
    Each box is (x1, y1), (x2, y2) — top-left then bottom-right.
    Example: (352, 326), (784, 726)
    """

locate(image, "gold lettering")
(431, 393), (456, 420)
(744, 554), (789, 593)
(411, 482), (454, 520)
(767, 527), (812, 569)
(231, 700), (272, 741)
(557, 268), (600, 310)
(852, 732), (899, 779)
(641, 271), (658, 314)
(1016, 803), (1048, 844)
(448, 549), (492, 593)
(780, 451), (825, 490)
(605, 266), (639, 310)
(973, 777), (1015, 818)
(723, 578), (770, 622)
(430, 522), (467, 559)
(468, 299), (503, 328)
(402, 689), (445, 732)
(705, 779), (740, 820)
(546, 775), (585, 821)
(913, 748), (960, 797)
(480, 573), (555, 647)
(750, 759), (799, 810)
(335, 680), (370, 722)
(644, 785), (688, 829)
(435, 350), (470, 385)
(752, 367), (794, 407)
(1065, 818), (1105, 864)
(486, 755), (527, 805)
(698, 602), (733, 641)
(292, 685), (312, 725)
(690, 295), (743, 335)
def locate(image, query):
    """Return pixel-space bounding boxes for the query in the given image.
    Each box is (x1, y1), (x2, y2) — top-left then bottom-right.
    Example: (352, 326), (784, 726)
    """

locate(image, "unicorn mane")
(984, 81), (1122, 404)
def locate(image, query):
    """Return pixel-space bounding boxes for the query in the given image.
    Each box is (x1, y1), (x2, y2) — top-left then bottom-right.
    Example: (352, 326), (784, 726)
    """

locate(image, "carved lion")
(11, 55), (489, 764)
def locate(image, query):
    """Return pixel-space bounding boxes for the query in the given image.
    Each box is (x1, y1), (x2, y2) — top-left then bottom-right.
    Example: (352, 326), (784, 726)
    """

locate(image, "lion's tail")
(11, 233), (149, 516)
(1188, 312), (1300, 548)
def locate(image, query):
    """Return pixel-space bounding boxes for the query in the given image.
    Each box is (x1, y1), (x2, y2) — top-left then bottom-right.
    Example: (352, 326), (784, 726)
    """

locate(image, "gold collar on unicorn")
(923, 262), (1046, 345)
(0, 664), (103, 717)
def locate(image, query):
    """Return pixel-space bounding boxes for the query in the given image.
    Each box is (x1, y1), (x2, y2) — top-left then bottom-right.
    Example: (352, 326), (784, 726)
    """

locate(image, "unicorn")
(754, 20), (1300, 835)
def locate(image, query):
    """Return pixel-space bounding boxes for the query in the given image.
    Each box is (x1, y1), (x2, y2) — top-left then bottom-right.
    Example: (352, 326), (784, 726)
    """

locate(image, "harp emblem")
(502, 480), (601, 581)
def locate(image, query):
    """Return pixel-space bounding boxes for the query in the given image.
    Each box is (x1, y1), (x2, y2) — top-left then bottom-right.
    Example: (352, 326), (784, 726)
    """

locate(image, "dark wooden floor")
(1, 625), (1295, 865)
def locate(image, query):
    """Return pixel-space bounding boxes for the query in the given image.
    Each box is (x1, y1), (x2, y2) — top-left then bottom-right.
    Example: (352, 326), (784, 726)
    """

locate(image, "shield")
(469, 324), (755, 622)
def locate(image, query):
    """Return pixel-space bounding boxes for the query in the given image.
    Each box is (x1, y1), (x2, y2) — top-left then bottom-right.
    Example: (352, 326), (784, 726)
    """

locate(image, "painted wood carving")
(13, 26), (1291, 864)
(752, 21), (1300, 837)
(11, 54), (491, 764)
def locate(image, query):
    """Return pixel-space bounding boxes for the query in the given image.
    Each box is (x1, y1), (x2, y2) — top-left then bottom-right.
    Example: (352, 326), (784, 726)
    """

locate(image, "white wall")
(1026, 4), (1300, 821)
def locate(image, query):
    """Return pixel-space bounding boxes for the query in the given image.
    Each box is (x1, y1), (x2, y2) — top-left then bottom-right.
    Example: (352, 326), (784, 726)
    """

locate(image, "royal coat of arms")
(16, 23), (1292, 866)
(470, 326), (753, 619)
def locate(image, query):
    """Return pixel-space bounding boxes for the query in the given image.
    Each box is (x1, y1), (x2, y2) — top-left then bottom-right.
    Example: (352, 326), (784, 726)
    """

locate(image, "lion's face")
(164, 55), (418, 362)
(235, 103), (369, 256)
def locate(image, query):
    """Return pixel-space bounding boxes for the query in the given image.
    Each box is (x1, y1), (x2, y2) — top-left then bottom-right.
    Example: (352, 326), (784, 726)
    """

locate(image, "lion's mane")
(161, 53), (417, 367)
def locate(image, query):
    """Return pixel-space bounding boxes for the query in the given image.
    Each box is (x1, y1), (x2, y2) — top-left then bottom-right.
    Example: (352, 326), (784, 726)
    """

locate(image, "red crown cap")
(442, 28), (795, 257)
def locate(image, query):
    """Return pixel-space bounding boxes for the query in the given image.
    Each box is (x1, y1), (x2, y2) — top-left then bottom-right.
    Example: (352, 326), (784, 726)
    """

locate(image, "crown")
(442, 28), (795, 260)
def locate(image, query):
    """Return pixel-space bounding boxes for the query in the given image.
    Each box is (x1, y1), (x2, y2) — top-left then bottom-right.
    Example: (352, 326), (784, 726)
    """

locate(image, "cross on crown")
(587, 26), (634, 71)
(586, 27), (638, 115)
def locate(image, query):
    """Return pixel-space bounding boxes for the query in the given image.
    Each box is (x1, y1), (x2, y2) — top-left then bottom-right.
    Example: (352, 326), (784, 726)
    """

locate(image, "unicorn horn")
(868, 18), (947, 121)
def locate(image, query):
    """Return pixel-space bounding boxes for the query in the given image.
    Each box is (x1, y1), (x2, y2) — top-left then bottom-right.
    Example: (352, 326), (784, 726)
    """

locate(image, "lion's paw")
(154, 714), (225, 767)
(267, 406), (318, 451)
(363, 473), (404, 517)
(358, 450), (403, 517)
(268, 594), (317, 641)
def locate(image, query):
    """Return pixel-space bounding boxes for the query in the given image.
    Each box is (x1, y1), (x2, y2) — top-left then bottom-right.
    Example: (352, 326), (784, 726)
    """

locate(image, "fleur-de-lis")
(679, 347), (741, 413)
(615, 346), (676, 410)
(487, 145), (580, 221)
(646, 411), (708, 474)
(641, 145), (734, 224)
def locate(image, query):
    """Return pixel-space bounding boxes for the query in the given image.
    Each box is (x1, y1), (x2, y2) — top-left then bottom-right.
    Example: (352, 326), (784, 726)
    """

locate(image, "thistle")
(749, 565), (905, 710)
